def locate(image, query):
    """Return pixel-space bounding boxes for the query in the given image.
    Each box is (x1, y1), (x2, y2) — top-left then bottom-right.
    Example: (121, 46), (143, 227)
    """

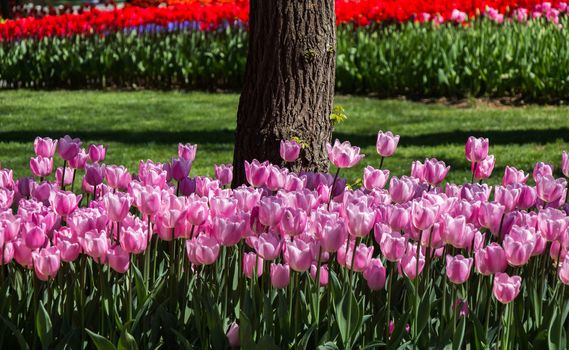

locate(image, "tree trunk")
(232, 0), (336, 186)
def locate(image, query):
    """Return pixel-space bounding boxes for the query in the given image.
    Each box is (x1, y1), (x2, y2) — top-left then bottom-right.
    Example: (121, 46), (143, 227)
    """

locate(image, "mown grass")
(0, 90), (567, 185)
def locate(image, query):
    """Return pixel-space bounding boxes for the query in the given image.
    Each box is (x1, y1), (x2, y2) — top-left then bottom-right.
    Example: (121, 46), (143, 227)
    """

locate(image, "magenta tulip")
(68, 149), (88, 170)
(326, 139), (365, 168)
(559, 255), (569, 285)
(285, 239), (313, 272)
(533, 162), (553, 181)
(243, 252), (263, 279)
(213, 215), (245, 246)
(29, 156), (53, 177)
(270, 263), (290, 288)
(280, 140), (301, 162)
(363, 166), (390, 190)
(399, 243), (425, 280)
(258, 196), (285, 227)
(310, 264), (329, 286)
(338, 240), (373, 272)
(80, 229), (109, 260)
(376, 131), (400, 157)
(58, 135), (81, 161)
(32, 246), (60, 281)
(34, 137), (57, 158)
(536, 175), (567, 203)
(226, 322), (240, 348)
(214, 164), (233, 186)
(103, 192), (131, 222)
(380, 230), (406, 262)
(503, 225), (536, 266)
(85, 163), (105, 186)
(494, 185), (521, 213)
(252, 231), (282, 260)
(473, 155), (495, 180)
(345, 202), (375, 237)
(389, 176), (417, 204)
(503, 166), (528, 186)
(493, 272), (522, 304)
(446, 254), (473, 284)
(475, 243), (508, 275)
(411, 200), (437, 231)
(465, 136), (489, 162)
(244, 160), (270, 188)
(562, 152), (569, 178)
(107, 245), (130, 273)
(424, 158), (450, 186)
(50, 190), (81, 217)
(363, 258), (387, 290)
(280, 207), (307, 237)
(186, 235), (219, 265)
(88, 144), (106, 163)
(537, 208), (568, 241)
(178, 143), (197, 162)
(478, 202), (505, 236)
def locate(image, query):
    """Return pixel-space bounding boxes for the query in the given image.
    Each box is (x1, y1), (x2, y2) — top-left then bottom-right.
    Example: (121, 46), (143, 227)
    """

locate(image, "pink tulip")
(80, 229), (109, 260)
(266, 165), (288, 191)
(316, 215), (347, 253)
(68, 148), (88, 169)
(516, 184), (537, 210)
(30, 156), (53, 177)
(120, 224), (148, 254)
(385, 205), (410, 231)
(338, 240), (373, 272)
(210, 196), (237, 218)
(399, 243), (425, 280)
(411, 200), (437, 231)
(244, 160), (270, 187)
(451, 9), (468, 22)
(380, 230), (406, 262)
(213, 215), (245, 246)
(473, 155), (495, 180)
(214, 164), (233, 186)
(107, 245), (130, 273)
(478, 202), (505, 236)
(88, 144), (106, 163)
(270, 263), (291, 288)
(58, 135), (81, 161)
(562, 152), (569, 178)
(13, 239), (33, 268)
(258, 196), (285, 227)
(424, 158), (450, 186)
(441, 214), (466, 248)
(363, 166), (390, 190)
(1, 242), (14, 265)
(411, 160), (426, 182)
(389, 176), (417, 204)
(85, 163), (105, 187)
(23, 223), (46, 250)
(285, 239), (313, 272)
(55, 167), (73, 188)
(50, 190), (81, 217)
(503, 166), (528, 186)
(105, 165), (131, 190)
(0, 188), (14, 210)
(171, 158), (192, 182)
(280, 140), (301, 162)
(503, 225), (536, 266)
(494, 186), (521, 213)
(310, 264), (329, 286)
(445, 254), (473, 284)
(252, 231), (282, 260)
(178, 143), (197, 162)
(243, 252), (263, 279)
(533, 162), (553, 181)
(345, 202), (375, 237)
(363, 258), (387, 290)
(376, 131), (400, 157)
(104, 192), (131, 222)
(536, 175), (567, 203)
(32, 246), (60, 281)
(493, 272), (522, 304)
(537, 208), (568, 241)
(186, 235), (219, 265)
(465, 136), (489, 162)
(475, 243), (508, 275)
(0, 169), (14, 190)
(280, 207), (307, 237)
(326, 139), (365, 168)
(179, 177), (196, 196)
(34, 137), (57, 158)
(226, 322), (240, 348)
(139, 187), (161, 216)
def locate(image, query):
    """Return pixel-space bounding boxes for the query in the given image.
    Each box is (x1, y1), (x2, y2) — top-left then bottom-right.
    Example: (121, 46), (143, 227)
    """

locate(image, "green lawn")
(0, 90), (567, 185)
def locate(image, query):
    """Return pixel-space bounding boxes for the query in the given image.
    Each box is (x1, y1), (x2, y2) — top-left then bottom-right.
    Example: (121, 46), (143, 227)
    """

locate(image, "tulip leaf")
(170, 328), (194, 350)
(333, 288), (362, 349)
(86, 329), (117, 350)
(0, 315), (29, 350)
(36, 301), (53, 350)
(548, 307), (567, 350)
(255, 335), (280, 350)
(118, 328), (138, 350)
(452, 317), (466, 350)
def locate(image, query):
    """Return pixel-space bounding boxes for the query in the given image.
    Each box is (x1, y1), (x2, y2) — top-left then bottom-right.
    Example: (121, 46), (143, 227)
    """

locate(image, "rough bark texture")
(232, 0), (336, 186)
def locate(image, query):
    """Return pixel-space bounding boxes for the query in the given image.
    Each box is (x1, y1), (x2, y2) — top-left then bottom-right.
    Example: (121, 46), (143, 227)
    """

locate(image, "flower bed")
(0, 132), (568, 348)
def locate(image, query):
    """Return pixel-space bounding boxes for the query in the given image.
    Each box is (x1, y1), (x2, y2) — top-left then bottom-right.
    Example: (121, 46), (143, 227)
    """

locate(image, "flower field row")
(0, 132), (568, 348)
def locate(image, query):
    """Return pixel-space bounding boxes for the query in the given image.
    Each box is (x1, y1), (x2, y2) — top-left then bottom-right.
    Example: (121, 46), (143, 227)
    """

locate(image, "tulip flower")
(178, 143), (197, 162)
(103, 192), (131, 222)
(32, 246), (61, 281)
(478, 201), (505, 236)
(270, 263), (290, 288)
(107, 245), (130, 273)
(503, 166), (528, 186)
(363, 166), (390, 190)
(285, 239), (313, 272)
(493, 272), (522, 304)
(266, 165), (288, 191)
(338, 240), (373, 272)
(537, 208), (568, 241)
(280, 207), (307, 237)
(411, 200), (437, 231)
(424, 158), (450, 186)
(503, 225), (537, 266)
(475, 243), (508, 275)
(559, 254), (569, 285)
(88, 144), (106, 163)
(85, 163), (105, 187)
(58, 135), (81, 161)
(214, 164), (233, 186)
(345, 202), (375, 237)
(445, 254), (473, 284)
(376, 131), (400, 158)
(562, 152), (569, 178)
(280, 140), (301, 162)
(411, 160), (425, 182)
(380, 230), (407, 262)
(465, 136), (489, 162)
(258, 196), (285, 227)
(34, 137), (57, 158)
(494, 185), (521, 213)
(326, 139), (364, 168)
(316, 215), (347, 253)
(30, 156), (53, 178)
(243, 252), (263, 279)
(80, 229), (109, 260)
(363, 258), (387, 290)
(186, 235), (219, 266)
(171, 158), (192, 182)
(252, 231), (282, 261)
(399, 243), (425, 280)
(50, 190), (81, 217)
(213, 215), (245, 246)
(310, 264), (329, 286)
(536, 175), (567, 203)
(68, 149), (89, 170)
(473, 155), (495, 180)
(244, 160), (270, 188)
(389, 176), (417, 204)
(210, 196), (237, 218)
(105, 165), (131, 190)
(533, 162), (553, 181)
(226, 322), (240, 348)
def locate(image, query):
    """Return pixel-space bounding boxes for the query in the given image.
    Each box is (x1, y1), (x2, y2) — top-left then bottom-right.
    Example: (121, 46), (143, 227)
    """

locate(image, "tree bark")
(232, 0), (336, 186)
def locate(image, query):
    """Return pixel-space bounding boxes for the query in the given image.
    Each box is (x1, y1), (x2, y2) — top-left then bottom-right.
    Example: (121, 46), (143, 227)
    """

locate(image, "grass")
(0, 90), (568, 186)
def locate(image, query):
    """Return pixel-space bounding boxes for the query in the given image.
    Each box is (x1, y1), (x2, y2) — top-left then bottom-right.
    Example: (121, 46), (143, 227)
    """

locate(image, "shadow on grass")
(336, 128), (569, 147)
(0, 128), (566, 147)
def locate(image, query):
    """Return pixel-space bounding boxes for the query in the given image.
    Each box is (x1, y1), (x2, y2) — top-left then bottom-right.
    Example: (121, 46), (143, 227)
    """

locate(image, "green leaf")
(548, 308), (567, 350)
(0, 316), (29, 350)
(118, 328), (138, 350)
(86, 329), (117, 350)
(255, 335), (280, 350)
(452, 317), (466, 350)
(36, 301), (53, 350)
(334, 288), (362, 348)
